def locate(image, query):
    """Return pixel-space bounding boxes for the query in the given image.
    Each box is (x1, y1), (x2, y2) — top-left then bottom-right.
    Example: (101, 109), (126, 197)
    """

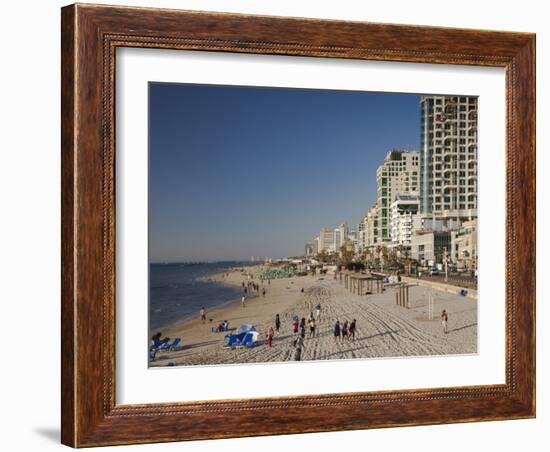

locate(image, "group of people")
(263, 304), (324, 361)
(263, 314), (308, 361)
(333, 319), (357, 342)
(240, 279), (267, 307)
(242, 280), (262, 294)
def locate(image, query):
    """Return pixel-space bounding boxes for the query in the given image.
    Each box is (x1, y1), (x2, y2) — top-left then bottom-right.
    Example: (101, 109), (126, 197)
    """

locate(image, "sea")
(149, 261), (251, 331)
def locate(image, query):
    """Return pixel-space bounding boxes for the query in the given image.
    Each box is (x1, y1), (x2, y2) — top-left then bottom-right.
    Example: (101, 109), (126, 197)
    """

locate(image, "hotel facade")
(375, 149), (419, 244)
(419, 95), (478, 215)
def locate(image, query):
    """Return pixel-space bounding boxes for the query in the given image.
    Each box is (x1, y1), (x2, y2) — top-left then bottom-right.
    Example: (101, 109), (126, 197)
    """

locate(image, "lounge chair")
(242, 331), (259, 348)
(224, 326), (258, 348)
(149, 337), (181, 360)
(167, 338), (181, 350)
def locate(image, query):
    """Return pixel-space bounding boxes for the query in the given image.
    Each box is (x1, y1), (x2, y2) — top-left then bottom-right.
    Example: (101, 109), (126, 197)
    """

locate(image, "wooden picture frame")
(61, 3), (536, 447)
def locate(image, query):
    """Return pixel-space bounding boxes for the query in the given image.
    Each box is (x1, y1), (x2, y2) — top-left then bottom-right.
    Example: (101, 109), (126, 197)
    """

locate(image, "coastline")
(150, 265), (478, 367)
(149, 262), (254, 332)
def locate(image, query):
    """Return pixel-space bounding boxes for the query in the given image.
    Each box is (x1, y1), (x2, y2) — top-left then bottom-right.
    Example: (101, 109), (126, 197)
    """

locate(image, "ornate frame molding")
(62, 4), (535, 447)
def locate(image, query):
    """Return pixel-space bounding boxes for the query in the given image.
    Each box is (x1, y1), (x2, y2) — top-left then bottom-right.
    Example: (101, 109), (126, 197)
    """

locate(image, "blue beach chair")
(242, 331), (259, 348)
(167, 338), (181, 350)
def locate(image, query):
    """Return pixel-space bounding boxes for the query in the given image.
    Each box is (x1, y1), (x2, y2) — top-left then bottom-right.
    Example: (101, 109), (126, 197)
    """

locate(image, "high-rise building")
(376, 149), (419, 243)
(318, 227), (336, 253)
(334, 222), (349, 251)
(419, 95), (478, 215)
(357, 218), (366, 253)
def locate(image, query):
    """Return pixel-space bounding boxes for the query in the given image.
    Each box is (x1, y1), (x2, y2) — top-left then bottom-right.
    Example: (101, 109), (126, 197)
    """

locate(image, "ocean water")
(149, 262), (248, 331)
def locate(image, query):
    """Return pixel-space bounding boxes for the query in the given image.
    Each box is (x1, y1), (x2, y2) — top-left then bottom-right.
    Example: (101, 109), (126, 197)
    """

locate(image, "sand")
(150, 266), (477, 367)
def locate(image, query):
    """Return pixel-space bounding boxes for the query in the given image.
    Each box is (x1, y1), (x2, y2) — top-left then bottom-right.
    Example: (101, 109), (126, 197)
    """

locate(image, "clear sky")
(149, 83), (421, 262)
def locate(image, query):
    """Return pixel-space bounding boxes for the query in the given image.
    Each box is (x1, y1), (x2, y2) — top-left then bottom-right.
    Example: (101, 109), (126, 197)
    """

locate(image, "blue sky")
(149, 83), (420, 262)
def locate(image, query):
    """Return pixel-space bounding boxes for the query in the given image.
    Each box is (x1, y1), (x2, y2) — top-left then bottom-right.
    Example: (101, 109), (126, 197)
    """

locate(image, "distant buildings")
(334, 222), (349, 250)
(303, 95), (478, 273)
(376, 149), (419, 243)
(318, 227), (336, 253)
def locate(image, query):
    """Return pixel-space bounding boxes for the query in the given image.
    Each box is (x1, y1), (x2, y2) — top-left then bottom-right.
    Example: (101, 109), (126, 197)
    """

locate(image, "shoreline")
(149, 263), (260, 333)
(150, 266), (478, 367)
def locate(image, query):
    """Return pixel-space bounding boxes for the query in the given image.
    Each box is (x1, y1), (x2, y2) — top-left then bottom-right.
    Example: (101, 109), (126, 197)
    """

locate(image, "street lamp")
(443, 246), (449, 282)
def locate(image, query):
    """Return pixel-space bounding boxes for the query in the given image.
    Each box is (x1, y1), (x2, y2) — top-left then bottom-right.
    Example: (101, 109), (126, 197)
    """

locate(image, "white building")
(363, 205), (380, 249)
(419, 95), (478, 214)
(318, 227), (336, 253)
(410, 230), (452, 266)
(334, 222), (349, 251)
(411, 209), (477, 233)
(390, 194), (420, 249)
(450, 219), (477, 271)
(357, 218), (366, 253)
(376, 149), (419, 243)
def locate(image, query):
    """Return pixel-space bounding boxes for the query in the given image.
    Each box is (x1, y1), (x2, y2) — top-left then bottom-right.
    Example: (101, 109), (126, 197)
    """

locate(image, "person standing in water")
(199, 306), (206, 323)
(441, 310), (449, 334)
(241, 295), (246, 308)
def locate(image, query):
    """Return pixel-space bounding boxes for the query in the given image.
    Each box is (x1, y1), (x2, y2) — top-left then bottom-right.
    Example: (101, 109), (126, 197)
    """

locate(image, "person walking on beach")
(275, 314), (281, 334)
(315, 303), (321, 321)
(294, 333), (305, 361)
(262, 288), (266, 297)
(266, 326), (274, 348)
(441, 310), (449, 334)
(349, 319), (357, 341)
(241, 295), (246, 308)
(309, 316), (316, 337)
(334, 320), (341, 342)
(300, 317), (306, 336)
(292, 316), (299, 335)
(199, 306), (206, 323)
(342, 321), (349, 341)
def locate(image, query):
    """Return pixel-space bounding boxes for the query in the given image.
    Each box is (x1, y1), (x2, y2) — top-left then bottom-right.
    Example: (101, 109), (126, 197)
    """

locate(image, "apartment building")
(419, 95), (478, 215)
(376, 149), (419, 243)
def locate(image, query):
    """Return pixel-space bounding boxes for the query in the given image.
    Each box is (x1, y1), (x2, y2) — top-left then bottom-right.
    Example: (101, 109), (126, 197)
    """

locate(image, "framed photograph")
(61, 3), (536, 447)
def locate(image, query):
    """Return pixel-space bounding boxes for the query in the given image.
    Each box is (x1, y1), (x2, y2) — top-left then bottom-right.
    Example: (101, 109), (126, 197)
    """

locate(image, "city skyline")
(149, 83), (421, 262)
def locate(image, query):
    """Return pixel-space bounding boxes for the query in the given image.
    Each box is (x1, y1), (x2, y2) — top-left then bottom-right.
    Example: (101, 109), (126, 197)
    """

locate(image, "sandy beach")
(150, 266), (477, 367)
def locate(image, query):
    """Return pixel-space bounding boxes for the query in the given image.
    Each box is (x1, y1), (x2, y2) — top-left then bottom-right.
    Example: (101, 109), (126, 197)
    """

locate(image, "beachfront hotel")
(419, 95), (478, 215)
(375, 149), (420, 244)
(305, 95), (479, 269)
